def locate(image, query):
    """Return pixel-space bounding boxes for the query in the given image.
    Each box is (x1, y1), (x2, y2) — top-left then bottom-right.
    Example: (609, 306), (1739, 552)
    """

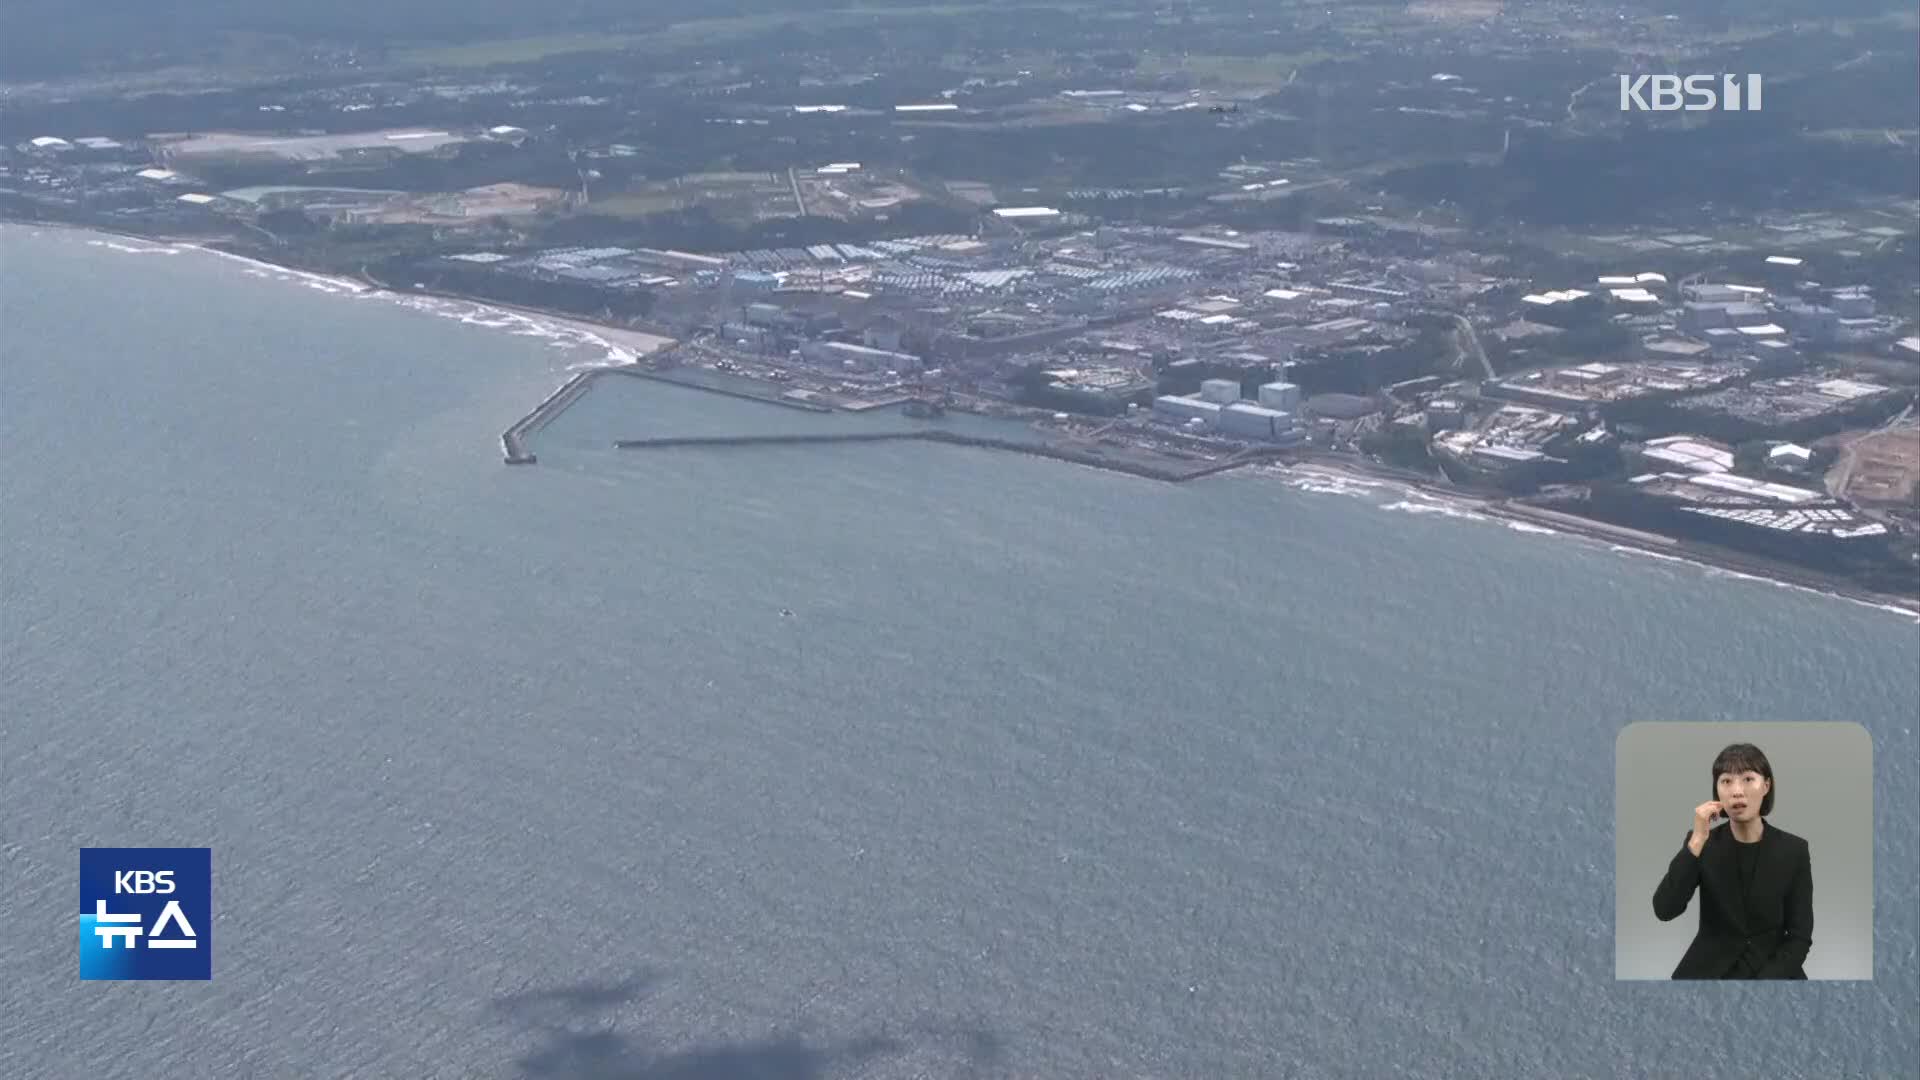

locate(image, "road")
(1453, 313), (1495, 380)
(787, 167), (807, 216)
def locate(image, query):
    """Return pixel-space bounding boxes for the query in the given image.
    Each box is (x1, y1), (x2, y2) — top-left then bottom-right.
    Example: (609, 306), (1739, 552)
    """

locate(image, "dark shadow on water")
(491, 975), (1006, 1080)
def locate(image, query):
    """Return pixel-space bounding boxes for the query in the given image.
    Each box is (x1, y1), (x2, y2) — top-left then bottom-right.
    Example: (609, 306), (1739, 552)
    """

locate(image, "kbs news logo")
(1619, 74), (1763, 112)
(79, 848), (212, 980)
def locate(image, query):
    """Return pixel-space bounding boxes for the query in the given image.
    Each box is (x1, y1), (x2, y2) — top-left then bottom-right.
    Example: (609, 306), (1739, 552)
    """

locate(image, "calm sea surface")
(2, 225), (1915, 1078)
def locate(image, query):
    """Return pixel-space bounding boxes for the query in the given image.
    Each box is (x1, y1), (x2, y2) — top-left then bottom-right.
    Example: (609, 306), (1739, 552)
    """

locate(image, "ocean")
(2, 225), (1914, 1078)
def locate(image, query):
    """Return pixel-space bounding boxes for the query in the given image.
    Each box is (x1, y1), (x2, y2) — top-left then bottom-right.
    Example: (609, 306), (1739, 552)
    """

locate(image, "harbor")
(501, 364), (1289, 482)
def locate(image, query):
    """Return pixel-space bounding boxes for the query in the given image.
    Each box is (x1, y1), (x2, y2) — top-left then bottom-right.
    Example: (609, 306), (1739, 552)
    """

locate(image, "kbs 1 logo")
(1619, 74), (1763, 112)
(79, 848), (212, 980)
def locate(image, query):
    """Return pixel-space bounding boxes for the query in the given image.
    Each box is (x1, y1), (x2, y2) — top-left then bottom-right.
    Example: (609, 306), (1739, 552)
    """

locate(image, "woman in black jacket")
(1652, 742), (1814, 979)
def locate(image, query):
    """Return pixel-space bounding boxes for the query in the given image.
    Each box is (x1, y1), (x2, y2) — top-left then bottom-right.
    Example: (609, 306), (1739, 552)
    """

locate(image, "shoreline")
(5, 218), (676, 364)
(1279, 457), (1920, 619)
(19, 219), (1914, 619)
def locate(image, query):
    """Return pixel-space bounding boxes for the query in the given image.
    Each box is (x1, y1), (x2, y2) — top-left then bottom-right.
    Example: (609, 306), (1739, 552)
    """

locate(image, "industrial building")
(1153, 395), (1224, 429)
(1218, 402), (1301, 442)
(1829, 287), (1874, 317)
(1152, 379), (1304, 444)
(1667, 374), (1907, 433)
(1199, 378), (1241, 404)
(1486, 359), (1746, 408)
(1257, 381), (1303, 412)
(1426, 398), (1469, 430)
(1637, 436), (1735, 474)
(1041, 367), (1154, 412)
(1430, 402), (1579, 478)
(1611, 472), (1889, 543)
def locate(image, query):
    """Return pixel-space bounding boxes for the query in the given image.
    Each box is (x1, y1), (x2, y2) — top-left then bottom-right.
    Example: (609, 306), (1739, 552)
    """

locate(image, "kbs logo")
(79, 848), (212, 981)
(1620, 74), (1763, 112)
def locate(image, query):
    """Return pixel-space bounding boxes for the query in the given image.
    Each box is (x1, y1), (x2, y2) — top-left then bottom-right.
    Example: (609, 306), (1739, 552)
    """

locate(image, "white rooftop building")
(1153, 395), (1223, 428)
(1684, 472), (1822, 504)
(1219, 402), (1301, 442)
(1641, 436), (1733, 474)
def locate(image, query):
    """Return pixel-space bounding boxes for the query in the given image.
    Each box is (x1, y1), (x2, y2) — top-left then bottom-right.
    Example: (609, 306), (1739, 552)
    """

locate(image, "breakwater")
(614, 430), (1286, 482)
(501, 368), (600, 464)
(500, 364), (835, 465)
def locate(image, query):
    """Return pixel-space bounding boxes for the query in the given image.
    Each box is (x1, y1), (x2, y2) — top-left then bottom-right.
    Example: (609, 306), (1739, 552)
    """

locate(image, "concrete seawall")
(614, 430), (1287, 482)
(606, 368), (836, 412)
(1486, 502), (1679, 548)
(614, 432), (923, 449)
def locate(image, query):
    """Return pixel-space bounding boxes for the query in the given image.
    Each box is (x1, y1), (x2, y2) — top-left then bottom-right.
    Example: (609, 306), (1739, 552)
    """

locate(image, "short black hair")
(1711, 743), (1775, 816)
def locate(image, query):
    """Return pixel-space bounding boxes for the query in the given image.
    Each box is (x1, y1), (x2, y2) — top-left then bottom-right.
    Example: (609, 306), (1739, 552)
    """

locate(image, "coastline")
(18, 219), (1915, 620)
(4, 219), (674, 364)
(1278, 457), (1920, 620)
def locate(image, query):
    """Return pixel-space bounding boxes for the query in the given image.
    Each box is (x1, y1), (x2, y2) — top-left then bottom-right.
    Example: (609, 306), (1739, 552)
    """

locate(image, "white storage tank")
(1199, 378), (1242, 404)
